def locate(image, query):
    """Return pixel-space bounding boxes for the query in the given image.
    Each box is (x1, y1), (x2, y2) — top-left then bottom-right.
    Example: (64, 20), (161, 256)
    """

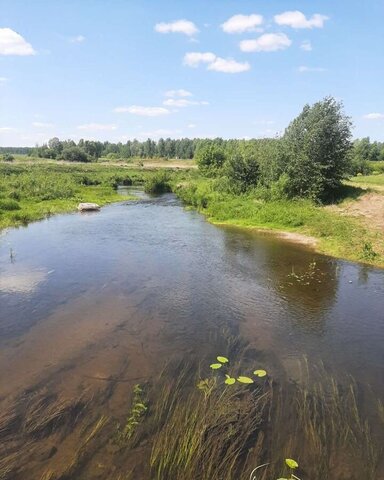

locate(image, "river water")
(0, 191), (383, 479)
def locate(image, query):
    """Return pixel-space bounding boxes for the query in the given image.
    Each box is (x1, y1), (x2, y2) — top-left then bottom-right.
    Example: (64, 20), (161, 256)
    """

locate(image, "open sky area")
(1, 0), (383, 146)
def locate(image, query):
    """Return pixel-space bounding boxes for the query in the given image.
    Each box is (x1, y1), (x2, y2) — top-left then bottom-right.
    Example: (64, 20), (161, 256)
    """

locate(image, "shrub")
(0, 198), (21, 211)
(1, 154), (14, 162)
(144, 171), (172, 194)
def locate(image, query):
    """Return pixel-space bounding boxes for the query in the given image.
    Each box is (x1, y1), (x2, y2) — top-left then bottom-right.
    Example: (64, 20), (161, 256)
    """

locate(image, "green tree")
(283, 96), (353, 200)
(195, 143), (226, 176)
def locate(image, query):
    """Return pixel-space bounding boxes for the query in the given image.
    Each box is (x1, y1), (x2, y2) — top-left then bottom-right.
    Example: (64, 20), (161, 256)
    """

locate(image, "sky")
(1, 0), (384, 146)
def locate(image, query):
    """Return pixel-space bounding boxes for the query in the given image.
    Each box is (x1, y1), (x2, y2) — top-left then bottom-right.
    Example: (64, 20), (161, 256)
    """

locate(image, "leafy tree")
(195, 143), (226, 176)
(60, 146), (90, 162)
(225, 151), (260, 193)
(283, 96), (353, 200)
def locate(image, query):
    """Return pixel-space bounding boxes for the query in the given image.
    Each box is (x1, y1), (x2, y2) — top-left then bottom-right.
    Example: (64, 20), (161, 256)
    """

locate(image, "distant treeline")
(1, 129), (384, 173)
(0, 147), (32, 155)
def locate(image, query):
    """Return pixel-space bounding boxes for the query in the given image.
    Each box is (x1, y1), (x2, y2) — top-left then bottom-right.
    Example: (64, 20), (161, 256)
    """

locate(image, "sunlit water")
(0, 190), (383, 478)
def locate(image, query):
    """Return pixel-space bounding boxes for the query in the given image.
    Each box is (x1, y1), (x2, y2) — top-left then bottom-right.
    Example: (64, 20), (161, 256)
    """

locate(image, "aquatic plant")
(117, 384), (147, 444)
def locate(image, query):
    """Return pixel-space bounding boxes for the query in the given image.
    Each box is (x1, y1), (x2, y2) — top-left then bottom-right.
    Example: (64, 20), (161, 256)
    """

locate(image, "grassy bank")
(173, 178), (384, 267)
(0, 163), (146, 230)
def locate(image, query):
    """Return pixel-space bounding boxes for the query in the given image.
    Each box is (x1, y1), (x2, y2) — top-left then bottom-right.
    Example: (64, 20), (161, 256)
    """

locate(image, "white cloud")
(274, 11), (329, 29)
(184, 52), (250, 73)
(300, 40), (312, 51)
(0, 28), (36, 55)
(183, 52), (216, 67)
(240, 33), (292, 52)
(114, 105), (171, 117)
(69, 35), (85, 43)
(163, 98), (208, 107)
(165, 89), (193, 98)
(155, 20), (198, 37)
(298, 66), (326, 72)
(363, 113), (384, 120)
(0, 127), (17, 132)
(188, 123), (197, 129)
(208, 57), (250, 73)
(0, 76), (8, 85)
(77, 123), (118, 131)
(221, 14), (264, 34)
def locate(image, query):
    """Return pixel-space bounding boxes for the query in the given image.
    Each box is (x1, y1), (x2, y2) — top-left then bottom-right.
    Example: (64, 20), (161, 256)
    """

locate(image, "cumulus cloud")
(165, 89), (193, 98)
(300, 40), (312, 51)
(184, 52), (250, 73)
(274, 11), (329, 29)
(221, 14), (263, 34)
(183, 52), (216, 67)
(77, 123), (118, 131)
(0, 28), (36, 55)
(208, 57), (250, 73)
(69, 35), (85, 43)
(188, 124), (197, 129)
(0, 127), (17, 132)
(363, 113), (384, 120)
(0, 76), (8, 84)
(163, 98), (208, 107)
(298, 66), (326, 72)
(240, 33), (292, 52)
(114, 105), (171, 116)
(155, 20), (198, 36)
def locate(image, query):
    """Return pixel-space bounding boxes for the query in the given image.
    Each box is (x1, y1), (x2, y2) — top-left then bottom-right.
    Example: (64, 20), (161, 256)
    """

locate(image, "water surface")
(0, 192), (383, 478)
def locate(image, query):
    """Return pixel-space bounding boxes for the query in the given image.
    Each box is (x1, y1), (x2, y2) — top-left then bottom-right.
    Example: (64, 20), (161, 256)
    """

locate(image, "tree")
(225, 151), (260, 193)
(60, 146), (90, 162)
(283, 96), (353, 200)
(195, 143), (226, 176)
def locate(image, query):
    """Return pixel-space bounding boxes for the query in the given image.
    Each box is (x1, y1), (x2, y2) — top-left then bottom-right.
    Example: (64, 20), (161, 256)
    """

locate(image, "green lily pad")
(237, 376), (254, 384)
(254, 369), (267, 377)
(210, 363), (222, 369)
(285, 458), (299, 469)
(224, 375), (236, 385)
(217, 356), (229, 363)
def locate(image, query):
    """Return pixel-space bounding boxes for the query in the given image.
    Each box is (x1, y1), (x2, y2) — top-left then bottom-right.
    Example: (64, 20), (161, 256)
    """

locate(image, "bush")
(59, 147), (90, 163)
(1, 154), (14, 162)
(144, 171), (172, 194)
(0, 199), (21, 211)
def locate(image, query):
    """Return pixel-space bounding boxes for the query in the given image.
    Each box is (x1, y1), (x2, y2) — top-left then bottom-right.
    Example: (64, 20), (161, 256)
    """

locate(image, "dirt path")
(328, 191), (384, 232)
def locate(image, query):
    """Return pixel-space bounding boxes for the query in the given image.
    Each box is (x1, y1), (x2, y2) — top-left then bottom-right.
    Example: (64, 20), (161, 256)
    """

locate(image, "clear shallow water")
(0, 191), (383, 478)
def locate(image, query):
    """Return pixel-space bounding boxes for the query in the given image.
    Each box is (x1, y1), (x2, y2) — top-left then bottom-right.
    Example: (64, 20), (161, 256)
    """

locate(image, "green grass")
(350, 173), (384, 186)
(174, 178), (384, 267)
(0, 163), (145, 230)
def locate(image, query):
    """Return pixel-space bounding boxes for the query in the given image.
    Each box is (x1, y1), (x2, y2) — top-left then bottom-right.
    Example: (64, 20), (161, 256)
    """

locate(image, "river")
(0, 190), (383, 479)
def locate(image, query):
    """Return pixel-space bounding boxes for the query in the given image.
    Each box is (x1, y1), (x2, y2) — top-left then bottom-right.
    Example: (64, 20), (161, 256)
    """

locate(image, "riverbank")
(173, 177), (384, 268)
(0, 163), (149, 230)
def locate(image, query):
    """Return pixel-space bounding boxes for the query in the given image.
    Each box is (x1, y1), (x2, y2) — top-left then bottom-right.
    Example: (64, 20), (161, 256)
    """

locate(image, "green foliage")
(144, 171), (172, 194)
(117, 384), (147, 444)
(237, 376), (254, 384)
(1, 153), (14, 162)
(254, 370), (267, 377)
(224, 151), (260, 192)
(60, 146), (91, 163)
(283, 96), (353, 201)
(217, 356), (229, 363)
(0, 199), (21, 211)
(195, 143), (226, 176)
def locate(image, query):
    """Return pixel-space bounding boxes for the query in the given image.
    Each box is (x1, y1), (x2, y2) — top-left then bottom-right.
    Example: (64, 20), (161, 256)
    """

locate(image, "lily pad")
(254, 369), (267, 377)
(217, 356), (229, 363)
(237, 376), (254, 384)
(285, 458), (299, 469)
(210, 363), (222, 370)
(224, 374), (236, 385)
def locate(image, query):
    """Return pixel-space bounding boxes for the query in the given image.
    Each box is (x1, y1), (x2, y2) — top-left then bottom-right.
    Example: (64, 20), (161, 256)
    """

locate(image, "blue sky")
(1, 0), (384, 146)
